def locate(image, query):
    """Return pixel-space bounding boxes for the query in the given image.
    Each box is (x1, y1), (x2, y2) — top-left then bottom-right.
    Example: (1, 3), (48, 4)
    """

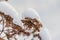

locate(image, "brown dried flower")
(0, 12), (42, 40)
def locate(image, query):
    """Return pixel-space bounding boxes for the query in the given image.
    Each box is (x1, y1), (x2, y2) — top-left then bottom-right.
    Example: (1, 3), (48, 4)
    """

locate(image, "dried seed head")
(21, 17), (43, 33)
(0, 12), (42, 40)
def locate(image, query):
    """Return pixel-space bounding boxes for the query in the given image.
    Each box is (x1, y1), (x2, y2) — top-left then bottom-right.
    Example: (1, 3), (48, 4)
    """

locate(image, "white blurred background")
(7, 0), (60, 40)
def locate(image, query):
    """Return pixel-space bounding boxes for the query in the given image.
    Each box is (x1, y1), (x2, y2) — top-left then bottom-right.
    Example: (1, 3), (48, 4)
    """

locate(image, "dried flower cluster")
(0, 12), (42, 40)
(21, 17), (42, 40)
(21, 17), (42, 33)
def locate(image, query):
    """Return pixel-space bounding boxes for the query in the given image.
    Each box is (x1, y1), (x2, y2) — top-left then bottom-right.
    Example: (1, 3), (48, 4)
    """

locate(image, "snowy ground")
(7, 0), (60, 40)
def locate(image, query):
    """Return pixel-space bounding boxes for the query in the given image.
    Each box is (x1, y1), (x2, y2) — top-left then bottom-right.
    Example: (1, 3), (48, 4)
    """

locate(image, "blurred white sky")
(8, 0), (60, 40)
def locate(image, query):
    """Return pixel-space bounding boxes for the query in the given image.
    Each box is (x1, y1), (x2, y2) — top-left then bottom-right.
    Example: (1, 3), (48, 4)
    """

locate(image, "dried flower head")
(0, 12), (42, 40)
(21, 17), (42, 33)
